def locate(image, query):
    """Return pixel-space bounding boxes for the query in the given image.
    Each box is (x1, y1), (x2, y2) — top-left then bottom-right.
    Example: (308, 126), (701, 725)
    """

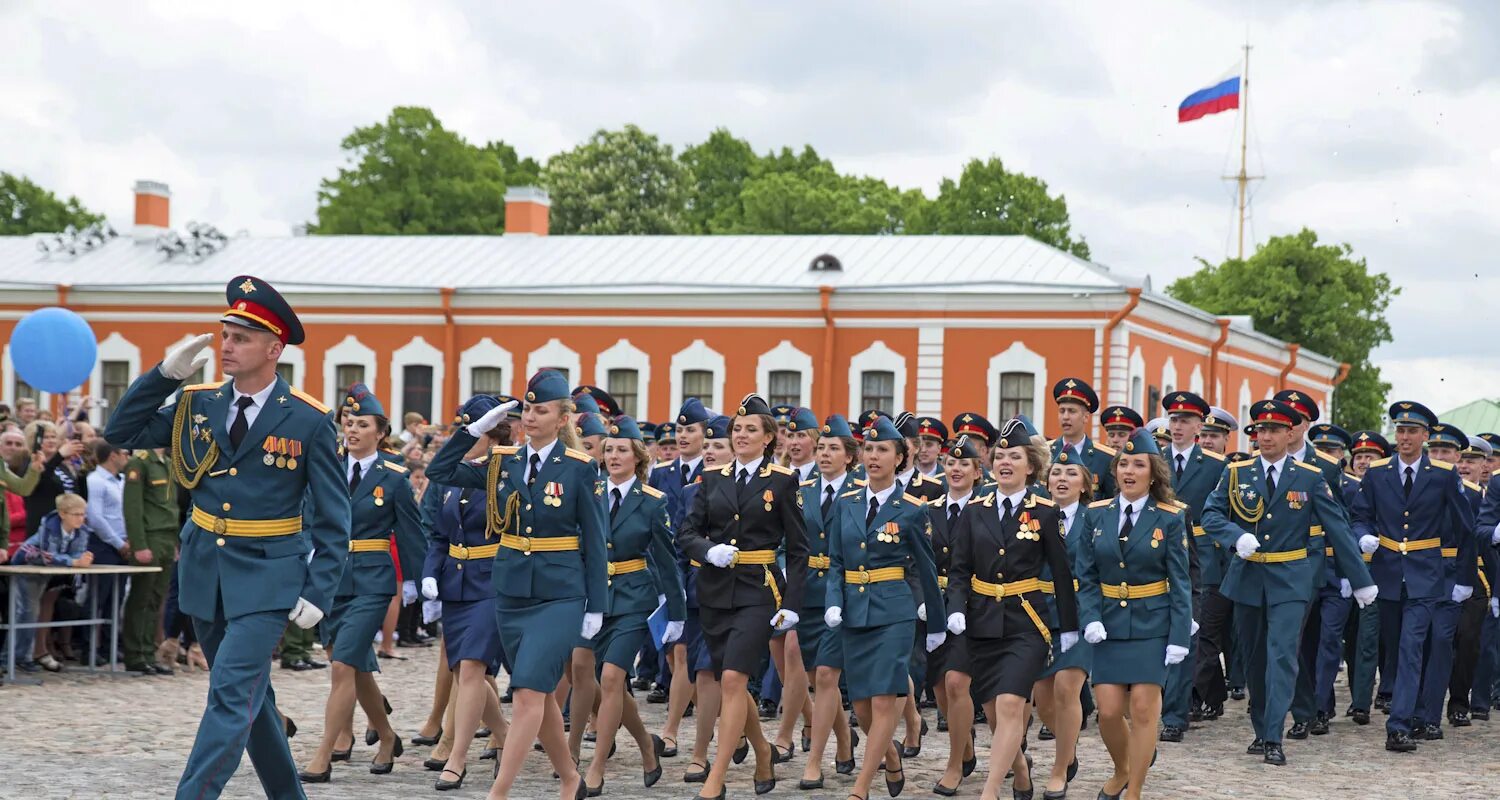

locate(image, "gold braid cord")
(170, 393), (218, 489)
(485, 456), (521, 540)
(1227, 464), (1265, 524)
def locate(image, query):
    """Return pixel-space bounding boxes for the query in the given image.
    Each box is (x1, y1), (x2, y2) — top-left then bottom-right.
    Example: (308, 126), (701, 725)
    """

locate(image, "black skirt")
(952, 628), (1050, 701)
(699, 603), (774, 677)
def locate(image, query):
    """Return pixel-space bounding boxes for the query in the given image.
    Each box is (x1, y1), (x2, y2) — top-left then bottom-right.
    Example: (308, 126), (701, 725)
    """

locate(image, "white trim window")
(847, 341), (907, 418)
(594, 339), (651, 419)
(390, 336), (445, 423)
(323, 335), (378, 408)
(1189, 365), (1204, 396)
(526, 338), (581, 387)
(276, 344), (306, 389)
(670, 340), (725, 415)
(986, 342), (1047, 435)
(756, 340), (813, 410)
(459, 338), (515, 400)
(1162, 357), (1179, 399)
(91, 332), (140, 426)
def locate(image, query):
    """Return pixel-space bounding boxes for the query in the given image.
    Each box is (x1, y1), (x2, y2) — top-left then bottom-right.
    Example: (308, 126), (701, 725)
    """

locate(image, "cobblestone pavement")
(5, 645), (1498, 799)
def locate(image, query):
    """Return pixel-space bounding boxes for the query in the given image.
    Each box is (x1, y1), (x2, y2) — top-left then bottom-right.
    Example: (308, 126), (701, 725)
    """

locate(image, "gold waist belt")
(449, 543), (500, 560)
(191, 507), (301, 537)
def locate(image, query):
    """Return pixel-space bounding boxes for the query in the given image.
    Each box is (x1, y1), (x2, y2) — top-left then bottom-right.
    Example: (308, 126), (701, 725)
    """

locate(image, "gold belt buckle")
(607, 562), (618, 576)
(1119, 582), (1131, 599)
(213, 517), (227, 535)
(854, 569), (870, 585)
(519, 536), (532, 555)
(1399, 540), (1408, 555)
(455, 544), (469, 559)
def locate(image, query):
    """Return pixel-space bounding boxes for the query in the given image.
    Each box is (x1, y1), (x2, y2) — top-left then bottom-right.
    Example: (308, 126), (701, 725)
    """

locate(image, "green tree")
(736, 165), (909, 234)
(0, 173), (104, 235)
(923, 157), (1089, 257)
(543, 125), (692, 234)
(679, 129), (759, 233)
(312, 107), (532, 234)
(1166, 228), (1397, 429)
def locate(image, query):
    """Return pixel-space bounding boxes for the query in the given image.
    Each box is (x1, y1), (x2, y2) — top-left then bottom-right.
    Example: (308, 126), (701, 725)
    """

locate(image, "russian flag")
(1178, 75), (1240, 123)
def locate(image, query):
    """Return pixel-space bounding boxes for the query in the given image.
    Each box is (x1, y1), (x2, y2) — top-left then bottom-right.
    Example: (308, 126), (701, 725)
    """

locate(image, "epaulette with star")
(1095, 443), (1118, 456)
(1202, 449), (1226, 461)
(1464, 479), (1482, 492)
(654, 460), (676, 469)
(1294, 461), (1322, 474)
(1431, 460), (1454, 471)
(1026, 494), (1056, 507)
(183, 380), (227, 393)
(1314, 450), (1342, 466)
(288, 387), (330, 414)
(1370, 457), (1392, 468)
(1228, 458), (1256, 469)
(765, 463), (794, 476)
(641, 484), (665, 499)
(901, 492), (925, 506)
(800, 478), (816, 487)
(491, 445), (519, 456)
(383, 461), (409, 474)
(564, 447), (593, 463)
(1089, 498), (1114, 508)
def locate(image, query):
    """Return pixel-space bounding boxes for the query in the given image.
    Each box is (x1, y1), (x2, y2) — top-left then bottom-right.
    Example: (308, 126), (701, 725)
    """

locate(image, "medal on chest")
(1151, 527), (1163, 548)
(876, 520), (900, 544)
(1016, 510), (1042, 541)
(762, 488), (775, 512)
(373, 486), (385, 506)
(544, 481), (564, 507)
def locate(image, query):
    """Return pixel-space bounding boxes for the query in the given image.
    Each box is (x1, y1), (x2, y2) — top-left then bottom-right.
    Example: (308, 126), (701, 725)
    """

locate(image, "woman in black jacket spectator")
(22, 421), (85, 534)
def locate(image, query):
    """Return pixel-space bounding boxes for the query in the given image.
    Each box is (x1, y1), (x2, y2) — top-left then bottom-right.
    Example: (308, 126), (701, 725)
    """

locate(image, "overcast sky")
(5, 1), (1496, 413)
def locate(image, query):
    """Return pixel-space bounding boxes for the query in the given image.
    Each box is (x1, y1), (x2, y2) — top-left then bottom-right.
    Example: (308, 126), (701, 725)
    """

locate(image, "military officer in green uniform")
(122, 447), (178, 674)
(1050, 378), (1117, 500)
(104, 275), (349, 800)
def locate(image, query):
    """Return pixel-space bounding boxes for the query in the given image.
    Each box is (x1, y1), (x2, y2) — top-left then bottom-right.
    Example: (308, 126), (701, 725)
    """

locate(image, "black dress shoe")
(412, 728), (442, 746)
(304, 657), (327, 669)
(1309, 714), (1330, 735)
(435, 767), (466, 791)
(424, 757), (447, 771)
(733, 737), (750, 764)
(836, 756), (856, 774)
(934, 778), (960, 797)
(1374, 695), (1390, 712)
(1038, 723), (1054, 741)
(284, 717), (298, 739)
(1385, 731), (1418, 752)
(370, 736), (403, 774)
(584, 780), (602, 797)
(754, 769), (777, 795)
(962, 753), (977, 777)
(1042, 788), (1068, 800)
(799, 773), (825, 790)
(365, 727), (379, 746)
(501, 687), (513, 703)
(631, 675), (651, 691)
(660, 736), (678, 757)
(1097, 786), (1124, 800)
(1246, 738), (1265, 755)
(1287, 722), (1309, 740)
(772, 743), (794, 764)
(480, 748), (498, 760)
(151, 663), (175, 675)
(126, 663), (154, 676)
(1203, 703), (1224, 720)
(281, 658), (315, 671)
(1351, 709), (1371, 725)
(1472, 709), (1490, 721)
(759, 697), (778, 720)
(1448, 710), (1472, 727)
(1229, 687), (1246, 701)
(684, 761), (709, 783)
(1189, 706), (1205, 722)
(1423, 722), (1444, 740)
(299, 767), (331, 783)
(647, 685), (668, 704)
(1067, 757), (1078, 782)
(694, 789), (725, 800)
(331, 747), (352, 762)
(885, 739), (905, 797)
(1158, 725), (1183, 742)
(644, 762), (663, 788)
(1263, 742), (1286, 766)
(936, 712), (948, 733)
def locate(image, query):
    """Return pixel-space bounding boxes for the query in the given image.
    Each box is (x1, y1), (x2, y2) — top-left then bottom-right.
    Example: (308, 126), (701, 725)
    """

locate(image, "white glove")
(161, 333), (215, 381)
(1359, 535), (1379, 555)
(662, 620), (684, 645)
(946, 612), (966, 635)
(1059, 631), (1079, 653)
(1352, 584), (1378, 608)
(401, 580), (418, 606)
(1164, 644), (1189, 666)
(580, 611), (604, 640)
(1190, 618), (1200, 637)
(1490, 597), (1499, 618)
(924, 631), (947, 652)
(1234, 532), (1260, 560)
(288, 597), (324, 630)
(824, 606), (843, 629)
(1083, 621), (1107, 644)
(421, 576), (439, 600)
(1339, 579), (1352, 599)
(917, 602), (927, 622)
(1492, 523), (1500, 546)
(422, 598), (442, 624)
(1453, 585), (1474, 603)
(705, 543), (739, 568)
(466, 400), (518, 437)
(656, 593), (667, 608)
(773, 609), (799, 631)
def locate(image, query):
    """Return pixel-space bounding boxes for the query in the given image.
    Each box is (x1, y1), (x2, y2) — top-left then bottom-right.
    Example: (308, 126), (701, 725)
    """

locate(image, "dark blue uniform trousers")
(1416, 599), (1461, 724)
(1236, 599), (1308, 744)
(180, 608), (305, 800)
(1473, 611), (1500, 712)
(1380, 595), (1438, 735)
(1162, 592), (1201, 729)
(1313, 594), (1352, 716)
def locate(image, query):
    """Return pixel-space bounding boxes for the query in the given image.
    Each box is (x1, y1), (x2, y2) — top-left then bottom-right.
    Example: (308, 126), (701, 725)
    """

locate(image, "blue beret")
(1122, 426), (1161, 456)
(525, 369), (570, 404)
(573, 392), (602, 416)
(864, 416), (903, 443)
(343, 382), (386, 419)
(820, 414), (854, 439)
(677, 398), (711, 427)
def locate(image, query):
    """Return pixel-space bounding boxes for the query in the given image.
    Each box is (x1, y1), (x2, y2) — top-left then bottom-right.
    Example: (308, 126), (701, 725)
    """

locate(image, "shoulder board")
(288, 387), (330, 414)
(641, 484), (665, 499)
(1030, 495), (1056, 507)
(1315, 449), (1341, 465)
(471, 454), (491, 465)
(720, 464), (733, 476)
(1464, 479), (1481, 492)
(982, 494), (996, 507)
(840, 489), (861, 498)
(1228, 459), (1256, 469)
(383, 461), (409, 474)
(901, 492), (925, 506)
(1249, 448), (1260, 457)
(490, 445), (519, 456)
(1370, 457), (1391, 468)
(381, 446), (400, 455)
(1431, 460), (1454, 471)
(129, 450), (150, 460)
(766, 464), (794, 476)
(800, 478), (816, 487)
(853, 478), (868, 487)
(1089, 499), (1114, 508)
(564, 448), (593, 463)
(182, 380), (227, 393)
(654, 460), (676, 469)
(1294, 460), (1322, 473)
(1094, 443), (1117, 456)
(1156, 502), (1182, 515)
(1202, 449), (1226, 461)
(980, 480), (998, 488)
(1344, 473), (1360, 483)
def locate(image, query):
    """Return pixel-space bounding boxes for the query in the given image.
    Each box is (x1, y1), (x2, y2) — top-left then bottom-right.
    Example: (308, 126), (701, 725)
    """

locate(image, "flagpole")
(1235, 43), (1252, 260)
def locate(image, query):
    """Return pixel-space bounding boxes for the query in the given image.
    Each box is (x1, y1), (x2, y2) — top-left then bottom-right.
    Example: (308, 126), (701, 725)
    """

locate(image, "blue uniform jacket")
(421, 478), (494, 602)
(336, 457), (422, 598)
(1475, 476), (1500, 599)
(426, 433), (609, 616)
(1051, 435), (1117, 500)
(676, 480), (703, 610)
(649, 457), (703, 526)
(1167, 444), (1228, 585)
(603, 480), (686, 621)
(1350, 454), (1475, 601)
(824, 485), (943, 634)
(103, 367), (348, 619)
(798, 476), (843, 613)
(1318, 473), (1366, 592)
(1075, 497), (1192, 646)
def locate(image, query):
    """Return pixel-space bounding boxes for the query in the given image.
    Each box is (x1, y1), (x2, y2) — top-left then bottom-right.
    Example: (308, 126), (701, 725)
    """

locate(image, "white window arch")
(847, 341), (908, 419)
(1162, 356), (1179, 397)
(91, 332), (141, 426)
(390, 336), (445, 423)
(277, 344), (306, 389)
(322, 335), (378, 408)
(593, 339), (652, 419)
(525, 338), (581, 387)
(1189, 364), (1204, 396)
(459, 337), (515, 400)
(756, 340), (814, 410)
(1238, 379), (1254, 450)
(670, 340), (726, 415)
(985, 341), (1047, 436)
(1128, 347), (1146, 410)
(165, 333), (219, 384)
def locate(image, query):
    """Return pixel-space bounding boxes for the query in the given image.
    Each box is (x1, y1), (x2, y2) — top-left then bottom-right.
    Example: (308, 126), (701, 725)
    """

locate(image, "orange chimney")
(504, 186), (550, 236)
(132, 180), (170, 242)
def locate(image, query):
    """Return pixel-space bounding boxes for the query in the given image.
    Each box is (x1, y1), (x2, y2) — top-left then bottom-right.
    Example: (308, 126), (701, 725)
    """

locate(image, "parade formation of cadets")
(101, 274), (1500, 800)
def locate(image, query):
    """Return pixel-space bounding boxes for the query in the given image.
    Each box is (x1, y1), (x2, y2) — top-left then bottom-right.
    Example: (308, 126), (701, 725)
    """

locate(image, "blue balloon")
(10, 307), (98, 394)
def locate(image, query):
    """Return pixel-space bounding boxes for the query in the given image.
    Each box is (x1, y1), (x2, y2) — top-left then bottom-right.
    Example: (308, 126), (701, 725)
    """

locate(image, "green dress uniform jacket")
(824, 487), (945, 633)
(123, 450), (179, 544)
(1075, 498), (1193, 647)
(337, 458), (423, 598)
(603, 481), (687, 621)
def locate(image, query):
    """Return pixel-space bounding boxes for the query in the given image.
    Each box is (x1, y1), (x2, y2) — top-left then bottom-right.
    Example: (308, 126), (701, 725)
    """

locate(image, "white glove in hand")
(1453, 585), (1474, 603)
(706, 543), (739, 568)
(917, 602), (927, 622)
(1164, 644), (1190, 666)
(161, 333), (215, 381)
(773, 609), (799, 631)
(1352, 584), (1378, 609)
(401, 580), (418, 606)
(662, 620), (684, 645)
(1491, 597), (1499, 618)
(1190, 618), (1200, 637)
(1492, 523), (1500, 546)
(924, 631), (947, 652)
(466, 400), (518, 437)
(1084, 620), (1108, 644)
(656, 594), (667, 607)
(421, 577), (440, 600)
(422, 599), (442, 624)
(1059, 631), (1080, 653)
(1234, 532), (1260, 560)
(824, 606), (843, 629)
(946, 612), (966, 636)
(580, 611), (604, 640)
(1359, 535), (1379, 555)
(1339, 579), (1352, 599)
(288, 597), (324, 629)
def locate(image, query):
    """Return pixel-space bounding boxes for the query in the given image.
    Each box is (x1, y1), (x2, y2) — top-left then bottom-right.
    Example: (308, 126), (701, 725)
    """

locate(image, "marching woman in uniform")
(300, 384), (425, 783)
(1075, 428), (1191, 800)
(676, 394), (809, 800)
(563, 410), (612, 764)
(426, 369), (609, 800)
(824, 416), (947, 800)
(928, 435), (983, 796)
(419, 404), (514, 791)
(945, 418), (1079, 800)
(766, 407), (820, 765)
(582, 415), (686, 795)
(1031, 459), (1094, 799)
(797, 414), (859, 790)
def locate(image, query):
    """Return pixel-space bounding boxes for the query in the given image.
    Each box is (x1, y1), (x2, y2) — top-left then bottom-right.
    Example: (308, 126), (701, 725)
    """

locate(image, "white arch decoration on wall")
(525, 338), (581, 386)
(985, 341), (1048, 437)
(458, 338), (515, 400)
(389, 336), (445, 422)
(1162, 356), (1179, 396)
(847, 341), (908, 419)
(670, 340), (726, 415)
(756, 340), (814, 409)
(279, 344), (306, 390)
(90, 331), (141, 425)
(1128, 347), (1146, 410)
(322, 335), (378, 408)
(1189, 365), (1204, 396)
(593, 339), (652, 420)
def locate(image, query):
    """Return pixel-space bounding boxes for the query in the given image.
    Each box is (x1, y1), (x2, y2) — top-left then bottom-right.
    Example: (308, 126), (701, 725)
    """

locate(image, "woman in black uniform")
(676, 394), (809, 800)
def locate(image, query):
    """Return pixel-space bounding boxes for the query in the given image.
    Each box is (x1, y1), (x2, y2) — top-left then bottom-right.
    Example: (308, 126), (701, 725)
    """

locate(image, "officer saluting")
(1050, 378), (1117, 499)
(104, 275), (349, 800)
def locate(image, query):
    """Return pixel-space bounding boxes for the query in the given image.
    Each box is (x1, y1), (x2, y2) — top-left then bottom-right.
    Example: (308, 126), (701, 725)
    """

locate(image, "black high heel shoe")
(733, 736), (750, 764)
(584, 779), (603, 797)
(771, 743), (795, 764)
(435, 767), (466, 791)
(412, 727), (442, 746)
(695, 788), (726, 800)
(330, 746), (352, 762)
(370, 735), (403, 775)
(364, 695), (395, 746)
(644, 760), (663, 788)
(1013, 749), (1034, 800)
(798, 770), (825, 790)
(283, 717), (297, 739)
(298, 767), (331, 784)
(901, 719), (927, 758)
(885, 739), (905, 797)
(754, 762), (777, 795)
(836, 755), (856, 775)
(684, 761), (709, 783)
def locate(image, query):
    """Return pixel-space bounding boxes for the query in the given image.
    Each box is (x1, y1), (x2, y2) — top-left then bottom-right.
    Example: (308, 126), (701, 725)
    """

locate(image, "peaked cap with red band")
(221, 275), (304, 345)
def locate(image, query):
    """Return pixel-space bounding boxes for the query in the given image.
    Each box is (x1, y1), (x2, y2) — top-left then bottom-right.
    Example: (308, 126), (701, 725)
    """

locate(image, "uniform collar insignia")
(277, 396), (287, 404)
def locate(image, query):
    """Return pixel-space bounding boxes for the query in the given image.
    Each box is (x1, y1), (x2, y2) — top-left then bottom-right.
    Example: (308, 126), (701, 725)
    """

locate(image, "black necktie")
(1175, 454), (1185, 481)
(737, 468), (750, 488)
(1002, 497), (1015, 520)
(348, 461), (362, 496)
(866, 495), (879, 528)
(682, 463), (691, 483)
(1119, 503), (1135, 546)
(1267, 464), (1277, 497)
(230, 395), (254, 449)
(1060, 511), (1069, 533)
(1403, 466), (1414, 498)
(948, 503), (960, 525)
(528, 453), (541, 486)
(610, 487), (622, 520)
(822, 485), (834, 518)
